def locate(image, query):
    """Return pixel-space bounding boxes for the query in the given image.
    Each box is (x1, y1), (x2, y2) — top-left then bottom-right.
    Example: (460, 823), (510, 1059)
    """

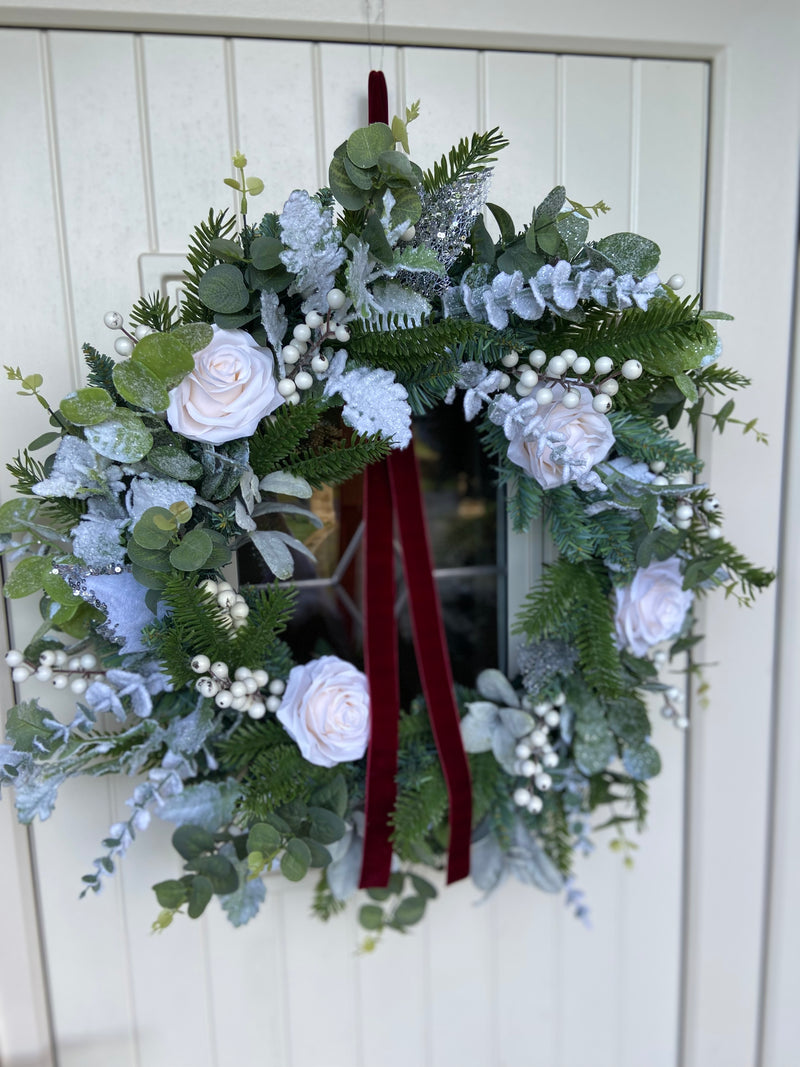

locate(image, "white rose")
(614, 557), (693, 657)
(276, 655), (370, 768)
(166, 326), (283, 444)
(507, 384), (614, 490)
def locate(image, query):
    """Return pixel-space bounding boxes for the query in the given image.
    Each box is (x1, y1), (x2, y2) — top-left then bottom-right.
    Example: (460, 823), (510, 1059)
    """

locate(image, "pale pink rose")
(614, 557), (693, 657)
(277, 655), (370, 768)
(166, 326), (282, 444)
(507, 384), (614, 490)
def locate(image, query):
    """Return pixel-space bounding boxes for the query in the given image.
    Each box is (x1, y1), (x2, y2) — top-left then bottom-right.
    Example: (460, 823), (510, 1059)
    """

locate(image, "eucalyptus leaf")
(192, 854), (240, 894)
(486, 202), (516, 245)
(60, 387), (116, 427)
(153, 879), (188, 910)
(249, 235), (283, 271)
(169, 322), (213, 355)
(347, 123), (394, 168)
(112, 360), (170, 413)
(172, 824), (216, 860)
(343, 156), (375, 190)
(394, 895), (426, 926)
(498, 706), (535, 739)
(147, 446), (203, 481)
(133, 331), (195, 388)
(198, 263), (250, 314)
(595, 232), (661, 277)
(249, 531), (294, 579)
(328, 157), (370, 211)
(169, 528), (213, 571)
(359, 903), (384, 930)
(389, 186), (422, 228)
(187, 875), (214, 918)
(247, 823), (282, 856)
(556, 213), (590, 258)
(84, 410), (153, 463)
(622, 742), (662, 780)
(476, 669), (518, 707)
(280, 838), (311, 882)
(4, 555), (50, 599)
(259, 471), (313, 498)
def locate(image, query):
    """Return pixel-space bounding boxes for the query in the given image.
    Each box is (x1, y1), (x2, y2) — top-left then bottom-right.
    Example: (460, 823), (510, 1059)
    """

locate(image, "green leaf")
(245, 176), (265, 196)
(347, 123), (395, 168)
(42, 568), (76, 604)
(309, 774), (348, 818)
(132, 507), (176, 550)
(328, 157), (370, 211)
(169, 322), (213, 355)
(209, 237), (245, 261)
(300, 837), (332, 868)
(4, 555), (50, 598)
(198, 264), (250, 314)
(153, 879), (188, 910)
(147, 446), (203, 481)
(133, 331), (195, 389)
(169, 528), (213, 571)
(192, 854), (240, 894)
(112, 360), (170, 413)
(84, 410), (153, 463)
(496, 237), (546, 276)
(389, 186), (422, 228)
(535, 185), (566, 224)
(556, 213), (590, 258)
(486, 202), (516, 244)
(249, 235), (284, 271)
(280, 838), (312, 882)
(343, 156), (375, 190)
(673, 372), (699, 404)
(60, 387), (116, 426)
(247, 822), (282, 856)
(366, 886), (392, 901)
(471, 215), (496, 265)
(595, 233), (661, 277)
(5, 700), (53, 753)
(0, 498), (40, 534)
(359, 903), (384, 930)
(172, 824), (216, 860)
(28, 431), (61, 450)
(126, 538), (171, 572)
(394, 895), (426, 926)
(377, 148), (415, 183)
(307, 806), (347, 845)
(187, 874), (214, 918)
(409, 874), (438, 900)
(263, 812), (292, 835)
(622, 742), (662, 780)
(363, 211), (394, 267)
(574, 732), (617, 775)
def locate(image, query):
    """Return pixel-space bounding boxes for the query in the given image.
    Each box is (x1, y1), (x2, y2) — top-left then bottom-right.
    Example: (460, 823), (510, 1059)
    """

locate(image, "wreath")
(0, 74), (772, 944)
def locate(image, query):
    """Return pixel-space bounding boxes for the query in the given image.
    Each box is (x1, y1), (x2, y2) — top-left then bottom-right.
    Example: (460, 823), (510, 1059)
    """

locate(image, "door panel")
(0, 28), (710, 1067)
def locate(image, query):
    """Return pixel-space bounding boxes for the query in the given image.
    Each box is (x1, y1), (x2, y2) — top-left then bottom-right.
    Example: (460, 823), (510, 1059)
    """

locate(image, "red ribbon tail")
(368, 70), (389, 125)
(358, 461), (398, 888)
(388, 448), (473, 884)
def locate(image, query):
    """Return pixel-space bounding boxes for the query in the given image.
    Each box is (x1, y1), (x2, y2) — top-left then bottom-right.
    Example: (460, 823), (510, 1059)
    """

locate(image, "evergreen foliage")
(608, 412), (702, 473)
(181, 209), (236, 324)
(130, 292), (179, 333)
(422, 128), (509, 193)
(6, 451), (86, 531)
(249, 401), (325, 477)
(347, 318), (507, 375)
(285, 434), (392, 488)
(83, 344), (119, 397)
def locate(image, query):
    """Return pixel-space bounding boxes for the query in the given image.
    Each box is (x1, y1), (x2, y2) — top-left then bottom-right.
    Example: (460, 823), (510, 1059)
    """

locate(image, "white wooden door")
(0, 4), (798, 1067)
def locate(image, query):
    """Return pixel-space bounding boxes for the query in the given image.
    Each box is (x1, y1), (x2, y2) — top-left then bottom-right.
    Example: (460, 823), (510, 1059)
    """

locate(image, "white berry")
(191, 655), (211, 674)
(215, 690), (233, 709)
(675, 503), (693, 522)
(11, 665), (31, 683)
(675, 518), (692, 530)
(293, 323), (311, 342)
(594, 356), (614, 375)
(535, 773), (552, 791)
(544, 710), (561, 728)
(652, 475), (670, 487)
(265, 695), (282, 713)
(515, 742), (532, 759)
(530, 729), (548, 748)
(230, 602), (250, 620)
(334, 325), (350, 343)
(621, 359), (643, 380)
(35, 666), (53, 682)
(592, 394), (613, 413)
(114, 336), (134, 358)
(560, 391), (581, 409)
(311, 354), (329, 374)
(326, 288), (346, 310)
(708, 525), (723, 540)
(703, 496), (721, 513)
(196, 677), (220, 697)
(527, 795), (544, 814)
(600, 379), (619, 396)
(252, 669), (269, 688)
(548, 355), (568, 376)
(498, 373), (511, 390)
(133, 324), (151, 341)
(543, 752), (559, 769)
(513, 788), (532, 807)
(572, 356), (591, 375)
(528, 349), (547, 369)
(561, 348), (578, 367)
(103, 311), (123, 329)
(210, 661), (229, 680)
(277, 378), (297, 397)
(519, 368), (539, 389)
(305, 311), (324, 328)
(230, 681), (248, 699)
(650, 461), (666, 474)
(667, 274), (685, 291)
(5, 650), (24, 667)
(295, 371), (314, 391)
(675, 715), (690, 730)
(282, 344), (300, 365)
(248, 700), (267, 720)
(501, 350), (520, 368)
(515, 383), (533, 397)
(268, 679), (286, 696)
(400, 225), (416, 242)
(536, 387), (554, 406)
(52, 675), (68, 689)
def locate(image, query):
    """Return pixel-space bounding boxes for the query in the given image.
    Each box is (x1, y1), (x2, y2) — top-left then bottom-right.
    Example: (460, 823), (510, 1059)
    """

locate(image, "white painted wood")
(0, 6), (797, 1066)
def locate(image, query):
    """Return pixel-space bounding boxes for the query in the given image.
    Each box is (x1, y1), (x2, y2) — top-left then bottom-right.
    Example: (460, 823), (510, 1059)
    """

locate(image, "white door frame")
(1, 4), (798, 1066)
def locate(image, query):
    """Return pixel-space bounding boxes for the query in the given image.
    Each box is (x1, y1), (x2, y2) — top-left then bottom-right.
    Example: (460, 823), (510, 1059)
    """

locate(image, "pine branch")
(546, 486), (597, 562)
(347, 319), (505, 377)
(608, 412), (702, 473)
(249, 401), (325, 478)
(285, 434), (392, 488)
(422, 128), (509, 193)
(83, 344), (120, 400)
(537, 798), (574, 876)
(130, 292), (179, 333)
(6, 452), (86, 531)
(694, 363), (751, 397)
(181, 209), (236, 324)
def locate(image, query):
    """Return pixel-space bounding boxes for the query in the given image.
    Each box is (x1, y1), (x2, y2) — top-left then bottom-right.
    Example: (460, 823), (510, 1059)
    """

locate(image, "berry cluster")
(103, 310), (151, 355)
(511, 692), (564, 814)
(198, 578), (251, 630)
(189, 655), (285, 720)
(276, 288), (351, 403)
(500, 347), (643, 412)
(4, 648), (103, 694)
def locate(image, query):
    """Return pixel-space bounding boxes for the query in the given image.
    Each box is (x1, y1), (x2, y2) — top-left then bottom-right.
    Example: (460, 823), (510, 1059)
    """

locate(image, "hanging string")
(364, 0), (386, 74)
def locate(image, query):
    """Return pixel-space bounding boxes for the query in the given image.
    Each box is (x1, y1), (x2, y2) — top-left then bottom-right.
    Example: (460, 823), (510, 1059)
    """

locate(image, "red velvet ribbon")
(358, 71), (472, 889)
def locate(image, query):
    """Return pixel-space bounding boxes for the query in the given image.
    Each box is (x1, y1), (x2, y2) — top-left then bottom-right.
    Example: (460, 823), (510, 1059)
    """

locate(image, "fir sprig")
(422, 129), (510, 193)
(181, 208), (236, 324)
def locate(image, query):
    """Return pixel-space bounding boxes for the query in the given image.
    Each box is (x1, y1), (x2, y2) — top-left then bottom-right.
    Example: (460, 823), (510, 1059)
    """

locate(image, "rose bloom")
(276, 655), (370, 768)
(166, 326), (283, 444)
(614, 557), (694, 657)
(507, 384), (614, 490)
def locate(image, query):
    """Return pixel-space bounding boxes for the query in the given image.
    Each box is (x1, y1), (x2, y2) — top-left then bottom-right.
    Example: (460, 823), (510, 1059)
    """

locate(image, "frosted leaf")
(369, 281), (431, 327)
(32, 437), (108, 499)
(14, 772), (64, 823)
(344, 235), (381, 318)
(259, 290), (288, 354)
(125, 476), (196, 527)
(457, 364), (506, 422)
(326, 823), (363, 902)
(476, 668), (519, 707)
(164, 702), (215, 754)
(279, 190), (346, 314)
(498, 706), (535, 739)
(470, 830), (507, 894)
(324, 366), (412, 449)
(220, 858), (266, 927)
(157, 779), (242, 831)
(507, 819), (564, 893)
(82, 571), (158, 655)
(71, 515), (127, 569)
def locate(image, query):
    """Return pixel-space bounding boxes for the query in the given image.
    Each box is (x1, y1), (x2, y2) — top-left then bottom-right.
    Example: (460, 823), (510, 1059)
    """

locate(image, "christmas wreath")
(0, 75), (772, 943)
